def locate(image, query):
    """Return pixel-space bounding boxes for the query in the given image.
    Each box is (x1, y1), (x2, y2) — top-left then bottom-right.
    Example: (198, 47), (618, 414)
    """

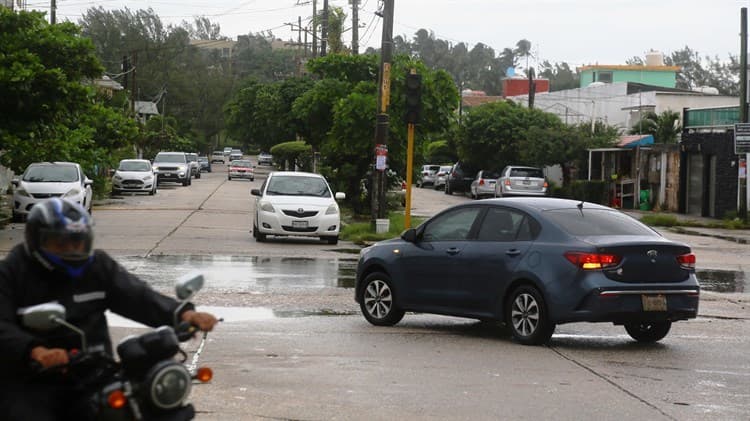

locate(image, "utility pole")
(740, 8), (748, 221)
(351, 0), (359, 55)
(371, 0), (394, 221)
(131, 52), (137, 115)
(50, 0), (56, 24)
(320, 0), (329, 56)
(527, 67), (536, 109)
(312, 0), (318, 58)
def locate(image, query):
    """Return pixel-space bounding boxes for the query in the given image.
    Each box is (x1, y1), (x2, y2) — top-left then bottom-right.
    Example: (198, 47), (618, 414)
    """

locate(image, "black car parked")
(445, 161), (479, 195)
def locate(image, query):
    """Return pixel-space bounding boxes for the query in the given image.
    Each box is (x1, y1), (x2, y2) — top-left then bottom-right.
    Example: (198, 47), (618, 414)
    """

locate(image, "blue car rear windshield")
(544, 208), (655, 236)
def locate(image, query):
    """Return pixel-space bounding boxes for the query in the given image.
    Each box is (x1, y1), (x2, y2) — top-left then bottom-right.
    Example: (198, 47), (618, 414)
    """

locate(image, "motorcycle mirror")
(20, 303), (66, 331)
(175, 272), (204, 300)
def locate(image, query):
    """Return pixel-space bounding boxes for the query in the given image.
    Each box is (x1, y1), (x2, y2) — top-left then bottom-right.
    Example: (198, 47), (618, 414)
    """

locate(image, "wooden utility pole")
(351, 0), (359, 55)
(320, 0), (329, 56)
(371, 0), (394, 220)
(50, 0), (56, 24)
(741, 8), (748, 221)
(312, 0), (318, 58)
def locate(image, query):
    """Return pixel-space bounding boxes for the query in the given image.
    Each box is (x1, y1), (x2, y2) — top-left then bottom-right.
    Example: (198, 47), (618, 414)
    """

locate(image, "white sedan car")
(12, 162), (93, 221)
(111, 159), (157, 195)
(251, 171), (345, 244)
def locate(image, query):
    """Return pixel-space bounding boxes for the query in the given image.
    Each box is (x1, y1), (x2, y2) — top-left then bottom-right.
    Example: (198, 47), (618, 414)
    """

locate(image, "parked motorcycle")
(20, 273), (214, 420)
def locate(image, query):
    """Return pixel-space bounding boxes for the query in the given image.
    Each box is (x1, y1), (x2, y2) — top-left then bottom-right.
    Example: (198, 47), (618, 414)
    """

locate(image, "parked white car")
(111, 159), (157, 196)
(251, 171), (345, 244)
(12, 162), (93, 221)
(495, 165), (549, 197)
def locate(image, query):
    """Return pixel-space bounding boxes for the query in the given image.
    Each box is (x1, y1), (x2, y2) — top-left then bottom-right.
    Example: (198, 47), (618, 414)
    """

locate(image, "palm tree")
(629, 110), (682, 143)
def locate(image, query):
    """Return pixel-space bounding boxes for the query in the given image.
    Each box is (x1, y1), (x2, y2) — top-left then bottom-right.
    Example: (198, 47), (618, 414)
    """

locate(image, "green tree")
(0, 9), (134, 175)
(520, 121), (619, 185)
(628, 110), (682, 144)
(457, 100), (561, 172)
(270, 141), (313, 170)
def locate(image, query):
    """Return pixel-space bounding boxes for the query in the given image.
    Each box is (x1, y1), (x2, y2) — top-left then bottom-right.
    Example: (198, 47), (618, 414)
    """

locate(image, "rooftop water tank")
(696, 86), (719, 95)
(645, 50), (665, 66)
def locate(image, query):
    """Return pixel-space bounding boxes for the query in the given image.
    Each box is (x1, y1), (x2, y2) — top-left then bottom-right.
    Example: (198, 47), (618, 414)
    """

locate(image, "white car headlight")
(114, 175), (122, 181)
(325, 203), (339, 215)
(144, 175), (153, 181)
(63, 188), (81, 198)
(260, 202), (275, 213)
(152, 166), (159, 171)
(15, 187), (30, 198)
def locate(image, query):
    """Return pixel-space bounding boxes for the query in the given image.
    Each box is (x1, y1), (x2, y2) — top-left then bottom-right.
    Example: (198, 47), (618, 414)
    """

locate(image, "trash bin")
(639, 189), (650, 211)
(375, 218), (390, 234)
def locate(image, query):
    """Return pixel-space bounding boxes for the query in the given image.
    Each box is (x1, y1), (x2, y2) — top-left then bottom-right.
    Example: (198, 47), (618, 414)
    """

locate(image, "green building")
(578, 65), (680, 89)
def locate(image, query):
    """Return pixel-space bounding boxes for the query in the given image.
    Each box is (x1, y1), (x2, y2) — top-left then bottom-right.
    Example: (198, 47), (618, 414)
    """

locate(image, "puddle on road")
(116, 255), (357, 291)
(107, 305), (356, 327)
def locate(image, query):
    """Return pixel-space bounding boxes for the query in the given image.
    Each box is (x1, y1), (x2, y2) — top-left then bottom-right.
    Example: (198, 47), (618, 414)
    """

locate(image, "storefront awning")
(617, 134), (654, 148)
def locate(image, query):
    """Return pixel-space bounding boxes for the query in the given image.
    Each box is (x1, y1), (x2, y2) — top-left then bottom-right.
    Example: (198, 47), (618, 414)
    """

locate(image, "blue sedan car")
(355, 198), (700, 345)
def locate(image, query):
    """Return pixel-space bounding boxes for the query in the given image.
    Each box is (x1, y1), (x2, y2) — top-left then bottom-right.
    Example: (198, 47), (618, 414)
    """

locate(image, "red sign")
(375, 144), (387, 171)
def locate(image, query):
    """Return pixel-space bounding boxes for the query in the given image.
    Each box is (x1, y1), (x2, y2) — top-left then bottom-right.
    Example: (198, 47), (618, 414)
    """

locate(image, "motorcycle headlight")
(64, 188), (81, 198)
(146, 361), (192, 410)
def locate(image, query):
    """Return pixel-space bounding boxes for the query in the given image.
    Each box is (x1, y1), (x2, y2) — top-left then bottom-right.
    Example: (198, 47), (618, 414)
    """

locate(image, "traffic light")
(404, 73), (422, 124)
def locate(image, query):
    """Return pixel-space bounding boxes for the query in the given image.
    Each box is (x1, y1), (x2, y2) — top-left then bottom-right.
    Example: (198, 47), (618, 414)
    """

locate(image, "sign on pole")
(734, 123), (750, 154)
(375, 144), (387, 171)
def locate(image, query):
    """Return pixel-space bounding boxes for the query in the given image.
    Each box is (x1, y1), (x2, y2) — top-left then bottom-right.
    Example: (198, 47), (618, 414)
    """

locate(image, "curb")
(668, 226), (749, 244)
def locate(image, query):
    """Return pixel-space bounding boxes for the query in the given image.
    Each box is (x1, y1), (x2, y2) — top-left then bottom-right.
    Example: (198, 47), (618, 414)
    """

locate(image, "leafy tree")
(628, 110), (682, 144)
(520, 121), (618, 185)
(0, 9), (134, 175)
(292, 79), (350, 150)
(457, 100), (561, 172)
(270, 141), (312, 170)
(538, 61), (579, 91)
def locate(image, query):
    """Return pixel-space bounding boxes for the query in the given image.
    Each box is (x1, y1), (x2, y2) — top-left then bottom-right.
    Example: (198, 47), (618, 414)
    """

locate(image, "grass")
(639, 214), (750, 230)
(340, 210), (426, 245)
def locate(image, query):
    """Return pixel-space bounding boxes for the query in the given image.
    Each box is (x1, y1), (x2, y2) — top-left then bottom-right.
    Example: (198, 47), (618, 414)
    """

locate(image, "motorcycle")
(20, 273), (215, 420)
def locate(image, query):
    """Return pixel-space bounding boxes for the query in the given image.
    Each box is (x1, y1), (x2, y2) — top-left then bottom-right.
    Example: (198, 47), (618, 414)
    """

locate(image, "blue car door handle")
(446, 247), (460, 255)
(505, 249), (521, 257)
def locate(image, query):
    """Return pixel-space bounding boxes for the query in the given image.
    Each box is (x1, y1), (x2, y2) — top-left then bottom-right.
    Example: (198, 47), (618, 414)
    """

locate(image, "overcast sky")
(35, 0), (750, 66)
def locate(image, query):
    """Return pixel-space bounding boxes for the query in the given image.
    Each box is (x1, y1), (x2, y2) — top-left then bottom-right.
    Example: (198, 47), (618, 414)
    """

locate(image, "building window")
(598, 71), (613, 83)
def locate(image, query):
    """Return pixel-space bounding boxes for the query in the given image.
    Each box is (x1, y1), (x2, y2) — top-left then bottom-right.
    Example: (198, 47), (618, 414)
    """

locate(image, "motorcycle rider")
(0, 198), (218, 420)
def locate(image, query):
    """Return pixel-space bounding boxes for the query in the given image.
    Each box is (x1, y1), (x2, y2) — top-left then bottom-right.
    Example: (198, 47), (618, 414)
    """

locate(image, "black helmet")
(25, 198), (94, 278)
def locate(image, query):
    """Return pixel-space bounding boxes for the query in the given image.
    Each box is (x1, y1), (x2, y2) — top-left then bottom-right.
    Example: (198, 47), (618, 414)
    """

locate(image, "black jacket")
(0, 244), (193, 383)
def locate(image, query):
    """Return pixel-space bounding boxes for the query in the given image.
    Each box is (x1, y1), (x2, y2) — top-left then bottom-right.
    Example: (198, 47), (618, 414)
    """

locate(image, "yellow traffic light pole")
(405, 121), (414, 229)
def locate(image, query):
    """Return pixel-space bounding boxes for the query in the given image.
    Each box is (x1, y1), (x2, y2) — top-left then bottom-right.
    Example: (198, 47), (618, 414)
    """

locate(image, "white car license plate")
(164, 172), (171, 176)
(489, 181), (496, 186)
(641, 294), (667, 311)
(292, 221), (308, 229)
(523, 180), (531, 185)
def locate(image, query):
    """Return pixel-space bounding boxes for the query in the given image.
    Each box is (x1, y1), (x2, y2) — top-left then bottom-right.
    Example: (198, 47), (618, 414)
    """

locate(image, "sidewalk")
(622, 209), (750, 244)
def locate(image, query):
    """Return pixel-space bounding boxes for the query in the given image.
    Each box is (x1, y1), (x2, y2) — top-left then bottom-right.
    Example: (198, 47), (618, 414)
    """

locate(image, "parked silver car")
(495, 166), (548, 197)
(470, 169), (500, 199)
(11, 162), (93, 221)
(112, 159), (157, 196)
(433, 165), (454, 190)
(416, 164), (441, 188)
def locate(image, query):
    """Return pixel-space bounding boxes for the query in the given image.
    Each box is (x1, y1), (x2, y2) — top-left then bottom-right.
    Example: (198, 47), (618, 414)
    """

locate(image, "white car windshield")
(119, 161), (151, 172)
(266, 176), (331, 198)
(23, 166), (79, 182)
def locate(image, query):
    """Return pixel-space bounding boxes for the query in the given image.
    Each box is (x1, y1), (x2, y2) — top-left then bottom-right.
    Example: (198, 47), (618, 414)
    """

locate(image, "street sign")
(734, 123), (750, 154)
(375, 144), (387, 171)
(740, 159), (747, 180)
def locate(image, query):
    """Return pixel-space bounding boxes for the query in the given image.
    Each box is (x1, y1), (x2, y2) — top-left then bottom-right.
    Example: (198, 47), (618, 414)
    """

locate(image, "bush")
(551, 180), (608, 204)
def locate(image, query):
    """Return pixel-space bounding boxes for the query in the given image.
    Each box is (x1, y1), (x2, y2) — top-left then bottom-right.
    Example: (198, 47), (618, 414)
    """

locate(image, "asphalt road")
(1, 162), (749, 420)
